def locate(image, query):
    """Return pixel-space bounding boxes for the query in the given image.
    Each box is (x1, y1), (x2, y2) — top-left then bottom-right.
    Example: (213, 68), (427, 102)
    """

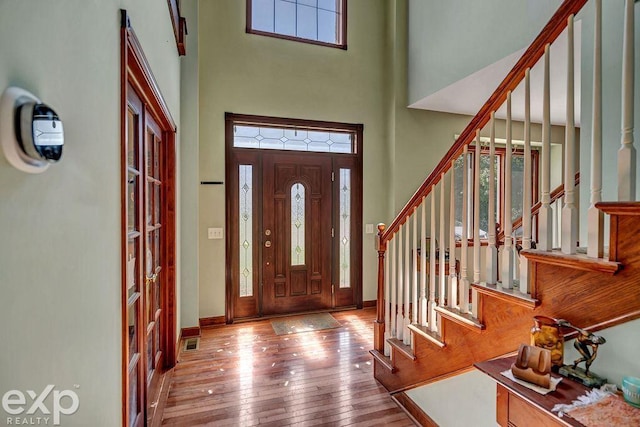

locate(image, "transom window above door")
(233, 124), (354, 153)
(247, 0), (347, 49)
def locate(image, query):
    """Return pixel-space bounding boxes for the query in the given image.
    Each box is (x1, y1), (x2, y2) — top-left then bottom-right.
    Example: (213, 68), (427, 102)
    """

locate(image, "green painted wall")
(407, 0), (562, 104)
(0, 1), (180, 424)
(196, 0), (390, 317)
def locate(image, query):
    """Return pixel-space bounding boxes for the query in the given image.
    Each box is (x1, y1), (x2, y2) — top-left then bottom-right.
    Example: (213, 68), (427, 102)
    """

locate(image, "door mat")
(271, 313), (342, 336)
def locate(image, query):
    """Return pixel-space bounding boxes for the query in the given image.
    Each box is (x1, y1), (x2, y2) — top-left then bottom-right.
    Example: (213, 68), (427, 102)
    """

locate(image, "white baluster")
(384, 239), (390, 356)
(396, 227), (403, 341)
(390, 233), (397, 340)
(502, 91), (515, 288)
(439, 174), (447, 310)
(520, 68), (532, 294)
(429, 190), (438, 331)
(412, 209), (418, 329)
(562, 15), (578, 255)
(619, 0), (636, 201)
(486, 113), (498, 284)
(404, 219), (411, 345)
(449, 160), (458, 309)
(473, 130), (481, 285)
(539, 44), (553, 251)
(472, 138), (480, 318)
(588, 0), (604, 258)
(420, 197), (428, 326)
(460, 146), (470, 312)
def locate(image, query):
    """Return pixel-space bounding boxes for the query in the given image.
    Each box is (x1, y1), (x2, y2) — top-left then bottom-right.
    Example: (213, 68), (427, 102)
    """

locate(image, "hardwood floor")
(161, 308), (415, 426)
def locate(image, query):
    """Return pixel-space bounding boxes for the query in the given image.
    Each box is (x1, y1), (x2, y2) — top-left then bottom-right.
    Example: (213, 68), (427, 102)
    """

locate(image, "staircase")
(371, 0), (640, 395)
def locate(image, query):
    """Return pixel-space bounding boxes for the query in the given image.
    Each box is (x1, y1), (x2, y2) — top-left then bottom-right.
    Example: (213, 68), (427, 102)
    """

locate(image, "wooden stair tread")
(520, 248), (622, 274)
(596, 201), (640, 216)
(472, 282), (540, 309)
(369, 349), (396, 373)
(435, 306), (485, 331)
(388, 338), (416, 361)
(408, 324), (446, 348)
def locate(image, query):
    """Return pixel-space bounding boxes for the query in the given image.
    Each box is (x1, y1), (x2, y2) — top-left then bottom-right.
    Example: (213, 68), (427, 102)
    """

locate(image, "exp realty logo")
(2, 385), (79, 425)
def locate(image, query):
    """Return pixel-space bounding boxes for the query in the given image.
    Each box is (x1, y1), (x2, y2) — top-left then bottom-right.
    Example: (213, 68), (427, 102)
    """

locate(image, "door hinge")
(332, 285), (335, 294)
(331, 228), (334, 238)
(331, 172), (335, 182)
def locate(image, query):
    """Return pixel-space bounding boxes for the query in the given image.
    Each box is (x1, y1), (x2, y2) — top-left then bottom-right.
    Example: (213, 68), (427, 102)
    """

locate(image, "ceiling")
(410, 21), (582, 127)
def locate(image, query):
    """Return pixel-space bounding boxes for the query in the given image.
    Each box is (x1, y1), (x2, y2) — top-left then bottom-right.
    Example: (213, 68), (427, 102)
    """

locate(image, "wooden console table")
(475, 356), (589, 427)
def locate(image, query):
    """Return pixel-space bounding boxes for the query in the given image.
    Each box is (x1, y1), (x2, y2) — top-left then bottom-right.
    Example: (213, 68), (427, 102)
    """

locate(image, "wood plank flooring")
(161, 308), (415, 426)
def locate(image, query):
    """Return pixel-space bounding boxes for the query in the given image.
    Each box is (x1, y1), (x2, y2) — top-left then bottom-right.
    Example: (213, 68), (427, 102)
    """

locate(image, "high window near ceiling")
(247, 0), (347, 49)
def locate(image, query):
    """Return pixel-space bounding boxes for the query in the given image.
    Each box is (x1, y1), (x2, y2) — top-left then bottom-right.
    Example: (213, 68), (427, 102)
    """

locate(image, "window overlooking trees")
(454, 146), (539, 240)
(247, 0), (347, 49)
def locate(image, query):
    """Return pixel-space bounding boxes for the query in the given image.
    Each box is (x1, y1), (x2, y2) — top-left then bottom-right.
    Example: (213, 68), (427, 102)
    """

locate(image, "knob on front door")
(264, 240), (272, 248)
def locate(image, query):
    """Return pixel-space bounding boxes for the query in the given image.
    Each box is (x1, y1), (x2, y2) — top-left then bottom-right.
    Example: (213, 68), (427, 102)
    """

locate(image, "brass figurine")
(556, 319), (607, 388)
(557, 320), (606, 375)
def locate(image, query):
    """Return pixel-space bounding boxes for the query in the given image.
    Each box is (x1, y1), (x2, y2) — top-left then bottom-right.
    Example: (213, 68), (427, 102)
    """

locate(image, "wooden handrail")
(380, 0), (588, 243)
(506, 172), (581, 238)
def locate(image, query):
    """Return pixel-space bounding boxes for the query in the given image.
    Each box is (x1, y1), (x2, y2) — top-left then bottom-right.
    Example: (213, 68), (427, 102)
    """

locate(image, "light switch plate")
(208, 228), (224, 239)
(365, 224), (374, 234)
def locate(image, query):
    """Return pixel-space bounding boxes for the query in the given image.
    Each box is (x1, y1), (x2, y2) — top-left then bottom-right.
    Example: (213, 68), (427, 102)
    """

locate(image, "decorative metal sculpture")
(556, 319), (607, 388)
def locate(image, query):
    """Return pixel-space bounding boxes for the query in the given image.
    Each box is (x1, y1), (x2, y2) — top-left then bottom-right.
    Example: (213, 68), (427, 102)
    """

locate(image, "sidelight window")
(239, 165), (254, 297)
(339, 168), (351, 288)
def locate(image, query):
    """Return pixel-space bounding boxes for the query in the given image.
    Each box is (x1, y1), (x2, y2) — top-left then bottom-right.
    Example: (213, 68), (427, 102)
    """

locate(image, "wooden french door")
(262, 153), (333, 314)
(225, 114), (363, 322)
(125, 85), (166, 426)
(122, 13), (177, 427)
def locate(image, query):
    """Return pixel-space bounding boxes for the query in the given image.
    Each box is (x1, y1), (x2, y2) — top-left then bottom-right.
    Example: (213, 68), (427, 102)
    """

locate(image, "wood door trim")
(121, 10), (177, 427)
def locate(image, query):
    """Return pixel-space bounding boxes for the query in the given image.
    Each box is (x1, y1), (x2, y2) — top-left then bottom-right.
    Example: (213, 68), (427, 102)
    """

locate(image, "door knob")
(265, 229), (271, 236)
(264, 240), (272, 248)
(145, 273), (157, 285)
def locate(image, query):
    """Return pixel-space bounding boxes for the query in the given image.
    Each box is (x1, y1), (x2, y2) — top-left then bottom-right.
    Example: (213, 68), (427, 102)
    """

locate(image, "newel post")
(374, 223), (387, 353)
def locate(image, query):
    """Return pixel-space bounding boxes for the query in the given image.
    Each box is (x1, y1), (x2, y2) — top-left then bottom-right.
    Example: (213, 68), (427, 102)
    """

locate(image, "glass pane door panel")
(128, 363), (140, 427)
(146, 130), (155, 177)
(150, 229), (160, 270)
(147, 181), (154, 226)
(154, 317), (160, 361)
(153, 138), (160, 179)
(146, 333), (153, 378)
(290, 183), (305, 266)
(153, 184), (161, 225)
(155, 280), (161, 314)
(128, 172), (138, 233)
(127, 240), (139, 298)
(127, 109), (137, 168)
(128, 301), (138, 359)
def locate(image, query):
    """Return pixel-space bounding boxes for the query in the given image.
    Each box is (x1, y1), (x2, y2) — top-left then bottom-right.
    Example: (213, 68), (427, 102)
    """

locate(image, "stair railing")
(373, 0), (640, 358)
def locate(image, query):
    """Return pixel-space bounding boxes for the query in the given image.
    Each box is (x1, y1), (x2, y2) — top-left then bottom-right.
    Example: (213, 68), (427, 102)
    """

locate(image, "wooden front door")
(262, 153), (333, 315)
(225, 114), (363, 322)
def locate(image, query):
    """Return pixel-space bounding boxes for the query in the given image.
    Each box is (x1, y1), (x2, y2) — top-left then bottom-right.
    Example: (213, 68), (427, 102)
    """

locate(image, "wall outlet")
(208, 227), (224, 239)
(365, 223), (374, 234)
